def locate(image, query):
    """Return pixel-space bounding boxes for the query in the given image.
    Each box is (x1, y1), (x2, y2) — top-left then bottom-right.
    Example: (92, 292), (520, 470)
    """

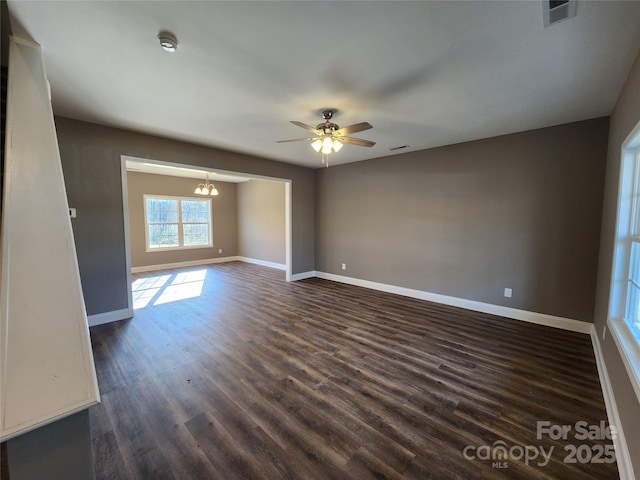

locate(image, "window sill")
(146, 244), (213, 253)
(608, 317), (640, 403)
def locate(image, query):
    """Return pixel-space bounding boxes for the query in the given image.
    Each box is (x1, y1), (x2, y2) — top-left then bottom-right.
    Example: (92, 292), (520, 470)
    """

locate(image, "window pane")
(628, 241), (640, 323)
(632, 157), (640, 236)
(182, 200), (210, 223)
(183, 223), (210, 246)
(148, 223), (179, 248)
(146, 198), (178, 223)
(628, 282), (640, 324)
(630, 241), (640, 283)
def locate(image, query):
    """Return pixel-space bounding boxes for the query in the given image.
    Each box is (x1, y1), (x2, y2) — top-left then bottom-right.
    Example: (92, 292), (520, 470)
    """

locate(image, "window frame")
(608, 123), (640, 404)
(143, 194), (213, 252)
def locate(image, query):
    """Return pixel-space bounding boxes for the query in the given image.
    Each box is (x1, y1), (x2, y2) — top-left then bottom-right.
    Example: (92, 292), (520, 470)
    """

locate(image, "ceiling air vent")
(543, 0), (577, 27)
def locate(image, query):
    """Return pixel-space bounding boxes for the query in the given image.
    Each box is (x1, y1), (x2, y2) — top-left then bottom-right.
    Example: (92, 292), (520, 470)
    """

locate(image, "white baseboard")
(88, 307), (133, 327)
(289, 270), (317, 281)
(237, 256), (286, 270)
(131, 256), (239, 273)
(314, 271), (592, 334)
(131, 256), (288, 274)
(591, 326), (635, 480)
(129, 264), (591, 334)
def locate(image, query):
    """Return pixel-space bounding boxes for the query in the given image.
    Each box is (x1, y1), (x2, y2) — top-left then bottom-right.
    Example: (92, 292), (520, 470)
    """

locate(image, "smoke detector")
(158, 31), (178, 52)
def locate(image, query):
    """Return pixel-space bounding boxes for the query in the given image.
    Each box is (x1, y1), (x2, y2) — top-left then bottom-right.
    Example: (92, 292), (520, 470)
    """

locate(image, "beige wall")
(126, 172), (238, 268)
(127, 174), (286, 268)
(316, 117), (608, 323)
(237, 180), (286, 265)
(594, 50), (640, 476)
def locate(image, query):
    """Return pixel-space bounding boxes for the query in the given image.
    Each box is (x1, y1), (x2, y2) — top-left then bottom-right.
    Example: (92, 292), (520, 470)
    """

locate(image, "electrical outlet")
(504, 288), (512, 298)
(218, 248), (222, 254)
(69, 208), (77, 218)
(341, 263), (346, 270)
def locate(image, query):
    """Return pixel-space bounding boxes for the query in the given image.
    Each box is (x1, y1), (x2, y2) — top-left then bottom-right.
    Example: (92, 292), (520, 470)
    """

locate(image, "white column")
(1, 37), (99, 441)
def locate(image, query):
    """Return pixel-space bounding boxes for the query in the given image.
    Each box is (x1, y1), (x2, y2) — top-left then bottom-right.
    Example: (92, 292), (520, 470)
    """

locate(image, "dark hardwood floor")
(89, 262), (619, 479)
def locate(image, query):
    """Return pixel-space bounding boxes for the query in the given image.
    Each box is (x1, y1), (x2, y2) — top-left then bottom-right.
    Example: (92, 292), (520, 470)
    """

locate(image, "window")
(627, 149), (640, 330)
(609, 124), (640, 404)
(144, 195), (212, 251)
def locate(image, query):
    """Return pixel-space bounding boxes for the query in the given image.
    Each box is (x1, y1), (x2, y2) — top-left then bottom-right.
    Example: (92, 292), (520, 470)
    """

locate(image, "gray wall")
(126, 172), (238, 268)
(237, 179), (286, 265)
(57, 116), (315, 316)
(594, 50), (640, 476)
(59, 126), (129, 316)
(316, 117), (609, 323)
(7, 410), (95, 480)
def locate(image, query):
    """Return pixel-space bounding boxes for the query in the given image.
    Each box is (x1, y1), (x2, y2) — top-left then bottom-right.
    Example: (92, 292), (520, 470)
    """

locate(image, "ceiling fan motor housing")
(317, 110), (339, 134)
(318, 122), (339, 134)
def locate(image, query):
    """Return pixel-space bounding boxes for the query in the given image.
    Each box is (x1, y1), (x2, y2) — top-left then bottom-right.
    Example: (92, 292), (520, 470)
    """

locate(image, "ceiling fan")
(277, 110), (375, 165)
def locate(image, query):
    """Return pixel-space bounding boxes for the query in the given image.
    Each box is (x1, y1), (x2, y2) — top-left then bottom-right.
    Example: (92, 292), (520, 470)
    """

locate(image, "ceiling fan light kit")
(277, 109), (374, 166)
(312, 136), (343, 154)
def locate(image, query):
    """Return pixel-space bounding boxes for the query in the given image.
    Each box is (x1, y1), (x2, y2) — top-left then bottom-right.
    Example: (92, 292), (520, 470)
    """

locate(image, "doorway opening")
(120, 155), (292, 313)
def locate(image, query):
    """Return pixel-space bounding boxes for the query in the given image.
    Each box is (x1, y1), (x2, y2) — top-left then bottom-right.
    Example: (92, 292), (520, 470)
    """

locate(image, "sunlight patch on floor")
(132, 270), (207, 309)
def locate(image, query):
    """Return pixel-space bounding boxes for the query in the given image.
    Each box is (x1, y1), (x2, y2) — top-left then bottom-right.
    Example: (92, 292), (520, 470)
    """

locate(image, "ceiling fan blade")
(334, 122), (373, 136)
(290, 121), (321, 135)
(276, 137), (317, 143)
(339, 136), (376, 147)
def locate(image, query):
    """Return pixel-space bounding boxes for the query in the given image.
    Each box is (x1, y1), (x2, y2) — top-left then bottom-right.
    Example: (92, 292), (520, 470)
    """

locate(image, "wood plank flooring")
(89, 262), (619, 479)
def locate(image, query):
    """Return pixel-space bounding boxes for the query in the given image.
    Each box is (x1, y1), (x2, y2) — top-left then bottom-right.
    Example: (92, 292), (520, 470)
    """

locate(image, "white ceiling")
(8, 1), (640, 169)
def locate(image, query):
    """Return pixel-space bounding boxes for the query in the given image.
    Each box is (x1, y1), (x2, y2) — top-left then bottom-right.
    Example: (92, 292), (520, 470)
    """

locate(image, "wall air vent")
(543, 0), (577, 27)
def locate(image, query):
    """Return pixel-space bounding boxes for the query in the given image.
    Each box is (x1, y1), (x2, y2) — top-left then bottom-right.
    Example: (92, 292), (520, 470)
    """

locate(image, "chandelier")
(194, 173), (219, 196)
